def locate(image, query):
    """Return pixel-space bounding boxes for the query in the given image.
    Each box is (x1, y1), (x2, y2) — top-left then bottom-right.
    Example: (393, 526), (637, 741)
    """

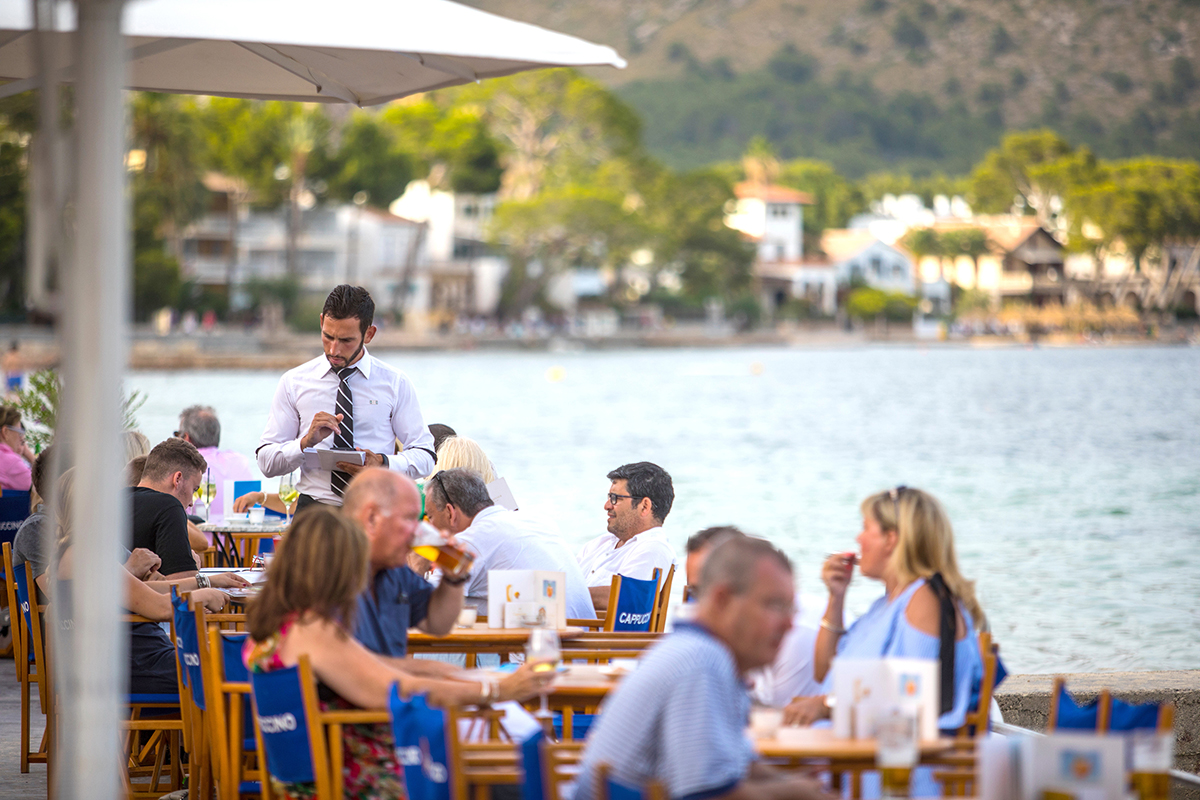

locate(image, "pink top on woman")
(0, 441), (31, 491)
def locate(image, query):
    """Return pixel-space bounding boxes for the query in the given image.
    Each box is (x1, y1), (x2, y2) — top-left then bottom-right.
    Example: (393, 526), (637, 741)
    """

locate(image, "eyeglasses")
(432, 472), (454, 508)
(173, 430), (183, 438)
(5, 425), (25, 438)
(607, 492), (641, 506)
(888, 485), (908, 527)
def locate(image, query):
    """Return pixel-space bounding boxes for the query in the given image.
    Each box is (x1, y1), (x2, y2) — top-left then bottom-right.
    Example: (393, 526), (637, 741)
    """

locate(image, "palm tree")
(901, 227), (942, 297)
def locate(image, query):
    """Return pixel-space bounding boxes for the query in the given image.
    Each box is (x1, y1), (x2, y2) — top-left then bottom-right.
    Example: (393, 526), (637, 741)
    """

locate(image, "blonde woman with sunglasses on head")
(784, 486), (985, 733)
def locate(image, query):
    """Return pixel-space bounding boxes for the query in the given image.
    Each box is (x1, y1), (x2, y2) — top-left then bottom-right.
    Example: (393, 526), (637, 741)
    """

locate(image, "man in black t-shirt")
(131, 438), (207, 579)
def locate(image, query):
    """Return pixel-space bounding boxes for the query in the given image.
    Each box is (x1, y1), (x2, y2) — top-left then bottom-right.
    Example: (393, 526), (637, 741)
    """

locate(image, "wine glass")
(278, 471), (299, 525)
(194, 470), (217, 521)
(525, 625), (561, 720)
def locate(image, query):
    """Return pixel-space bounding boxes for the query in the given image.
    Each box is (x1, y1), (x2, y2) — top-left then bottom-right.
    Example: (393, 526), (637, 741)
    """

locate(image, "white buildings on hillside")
(725, 181), (811, 262)
(180, 196), (424, 317)
(391, 180), (508, 329)
(820, 229), (917, 296)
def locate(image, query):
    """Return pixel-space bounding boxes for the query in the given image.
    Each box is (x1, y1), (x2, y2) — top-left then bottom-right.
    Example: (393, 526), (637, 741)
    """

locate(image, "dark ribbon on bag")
(927, 572), (956, 715)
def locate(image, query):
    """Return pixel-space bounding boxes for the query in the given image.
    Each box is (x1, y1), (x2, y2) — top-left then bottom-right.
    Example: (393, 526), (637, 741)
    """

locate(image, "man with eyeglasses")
(576, 461), (677, 614)
(574, 536), (832, 800)
(424, 468), (596, 621)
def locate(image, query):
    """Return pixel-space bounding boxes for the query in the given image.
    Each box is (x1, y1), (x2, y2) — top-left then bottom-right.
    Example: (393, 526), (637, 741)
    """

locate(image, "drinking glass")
(279, 471), (299, 525)
(525, 626), (561, 720)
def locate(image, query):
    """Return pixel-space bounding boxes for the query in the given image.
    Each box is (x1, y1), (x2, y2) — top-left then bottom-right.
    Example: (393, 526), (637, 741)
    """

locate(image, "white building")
(391, 180), (509, 328)
(180, 190), (424, 317)
(726, 181), (811, 263)
(821, 229), (917, 295)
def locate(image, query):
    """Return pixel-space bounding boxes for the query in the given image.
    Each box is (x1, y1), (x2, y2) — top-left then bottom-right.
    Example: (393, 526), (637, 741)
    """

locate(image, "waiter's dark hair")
(322, 285), (375, 334)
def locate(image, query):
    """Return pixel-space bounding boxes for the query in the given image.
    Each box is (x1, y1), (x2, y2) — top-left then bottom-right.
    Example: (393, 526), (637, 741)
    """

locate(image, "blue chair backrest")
(610, 573), (658, 632)
(389, 683), (450, 800)
(248, 665), (315, 784)
(13, 561), (34, 635)
(0, 491), (30, 546)
(1110, 698), (1161, 732)
(171, 591), (205, 708)
(1055, 684), (1101, 730)
(221, 632), (250, 682)
(519, 729), (545, 800)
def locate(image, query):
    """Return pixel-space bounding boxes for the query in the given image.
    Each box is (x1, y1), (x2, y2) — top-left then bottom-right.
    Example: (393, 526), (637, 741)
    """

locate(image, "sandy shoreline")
(0, 323), (1192, 372)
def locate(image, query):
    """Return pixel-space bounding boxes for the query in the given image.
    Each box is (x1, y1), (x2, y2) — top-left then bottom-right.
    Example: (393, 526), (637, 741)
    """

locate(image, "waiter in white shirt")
(576, 461), (677, 614)
(257, 285), (436, 510)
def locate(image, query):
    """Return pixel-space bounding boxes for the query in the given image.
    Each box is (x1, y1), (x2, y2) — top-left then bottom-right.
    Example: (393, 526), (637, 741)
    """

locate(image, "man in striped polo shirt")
(575, 537), (832, 800)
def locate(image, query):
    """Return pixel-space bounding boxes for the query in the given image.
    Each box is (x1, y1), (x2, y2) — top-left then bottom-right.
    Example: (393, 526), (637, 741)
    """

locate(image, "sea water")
(129, 344), (1200, 675)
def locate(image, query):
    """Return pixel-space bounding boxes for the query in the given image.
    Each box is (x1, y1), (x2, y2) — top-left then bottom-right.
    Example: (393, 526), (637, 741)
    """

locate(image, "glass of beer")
(525, 625), (561, 719)
(1130, 730), (1173, 800)
(877, 705), (918, 799)
(410, 521), (475, 580)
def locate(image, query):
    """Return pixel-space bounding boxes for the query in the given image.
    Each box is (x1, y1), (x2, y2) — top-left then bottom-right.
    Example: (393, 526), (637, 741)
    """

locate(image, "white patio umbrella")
(0, 0), (626, 104)
(0, 3), (623, 798)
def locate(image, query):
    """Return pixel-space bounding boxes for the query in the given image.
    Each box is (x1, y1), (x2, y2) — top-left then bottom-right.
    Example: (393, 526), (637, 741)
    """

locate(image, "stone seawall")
(996, 671), (1200, 800)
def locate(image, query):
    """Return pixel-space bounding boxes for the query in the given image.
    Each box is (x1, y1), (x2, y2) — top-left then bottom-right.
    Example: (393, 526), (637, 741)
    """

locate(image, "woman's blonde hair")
(124, 430), (151, 463)
(430, 436), (496, 484)
(246, 506), (369, 641)
(861, 487), (985, 629)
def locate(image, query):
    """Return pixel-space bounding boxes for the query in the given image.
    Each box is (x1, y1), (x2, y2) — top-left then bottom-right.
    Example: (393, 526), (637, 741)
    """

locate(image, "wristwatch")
(195, 573), (210, 589)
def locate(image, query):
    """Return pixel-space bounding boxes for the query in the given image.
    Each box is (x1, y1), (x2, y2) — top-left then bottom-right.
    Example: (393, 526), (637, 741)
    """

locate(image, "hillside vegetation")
(467, 0), (1200, 175)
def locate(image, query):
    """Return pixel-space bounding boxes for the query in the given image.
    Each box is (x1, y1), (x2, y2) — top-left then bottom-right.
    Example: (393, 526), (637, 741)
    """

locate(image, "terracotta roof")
(930, 215), (1052, 253)
(734, 181), (814, 204)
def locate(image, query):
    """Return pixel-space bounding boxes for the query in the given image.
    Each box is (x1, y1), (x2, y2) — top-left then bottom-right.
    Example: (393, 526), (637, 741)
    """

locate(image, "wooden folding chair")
(123, 614), (186, 800)
(540, 739), (585, 800)
(932, 631), (1000, 796)
(4, 544), (49, 773)
(649, 564), (674, 633)
(199, 615), (266, 800)
(602, 568), (661, 633)
(443, 704), (525, 800)
(1048, 676), (1112, 733)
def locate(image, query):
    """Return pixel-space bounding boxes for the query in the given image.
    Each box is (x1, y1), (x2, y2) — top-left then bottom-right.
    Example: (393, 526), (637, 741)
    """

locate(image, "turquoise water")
(129, 344), (1200, 675)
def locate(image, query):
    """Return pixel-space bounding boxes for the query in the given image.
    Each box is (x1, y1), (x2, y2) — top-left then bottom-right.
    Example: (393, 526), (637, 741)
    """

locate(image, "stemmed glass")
(194, 468), (217, 521)
(525, 625), (561, 720)
(278, 471), (299, 525)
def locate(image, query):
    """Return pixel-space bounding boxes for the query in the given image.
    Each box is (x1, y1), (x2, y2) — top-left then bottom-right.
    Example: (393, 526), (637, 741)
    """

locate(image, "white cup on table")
(248, 505), (266, 525)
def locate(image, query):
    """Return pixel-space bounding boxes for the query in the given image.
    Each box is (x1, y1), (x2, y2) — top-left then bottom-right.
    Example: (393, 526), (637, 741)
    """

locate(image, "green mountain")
(465, 0), (1200, 176)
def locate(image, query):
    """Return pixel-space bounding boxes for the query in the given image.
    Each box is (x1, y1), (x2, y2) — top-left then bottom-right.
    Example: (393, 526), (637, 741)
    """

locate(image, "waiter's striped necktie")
(331, 366), (356, 497)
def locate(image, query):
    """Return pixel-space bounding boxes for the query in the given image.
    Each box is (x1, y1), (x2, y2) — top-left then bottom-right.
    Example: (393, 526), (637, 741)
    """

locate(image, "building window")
(769, 203), (790, 218)
(893, 264), (904, 278)
(776, 244), (786, 260)
(870, 256), (882, 276)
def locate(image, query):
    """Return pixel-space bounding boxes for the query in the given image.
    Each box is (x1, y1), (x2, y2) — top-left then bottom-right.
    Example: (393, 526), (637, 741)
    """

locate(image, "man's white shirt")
(575, 526), (676, 588)
(256, 349), (435, 505)
(749, 599), (824, 706)
(455, 505), (596, 620)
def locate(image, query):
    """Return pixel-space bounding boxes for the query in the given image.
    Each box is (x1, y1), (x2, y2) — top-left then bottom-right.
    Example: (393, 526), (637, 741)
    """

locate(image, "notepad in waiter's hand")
(305, 447), (367, 471)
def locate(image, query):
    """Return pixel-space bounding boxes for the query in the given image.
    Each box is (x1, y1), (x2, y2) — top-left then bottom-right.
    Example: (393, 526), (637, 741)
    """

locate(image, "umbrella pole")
(51, 2), (129, 799)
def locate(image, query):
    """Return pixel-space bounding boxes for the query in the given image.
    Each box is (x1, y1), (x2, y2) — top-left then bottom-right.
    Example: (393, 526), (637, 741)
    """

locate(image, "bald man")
(342, 468), (468, 676)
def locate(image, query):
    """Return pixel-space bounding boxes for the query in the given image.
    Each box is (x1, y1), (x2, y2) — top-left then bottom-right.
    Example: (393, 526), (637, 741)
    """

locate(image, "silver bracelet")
(195, 573), (210, 589)
(819, 618), (845, 635)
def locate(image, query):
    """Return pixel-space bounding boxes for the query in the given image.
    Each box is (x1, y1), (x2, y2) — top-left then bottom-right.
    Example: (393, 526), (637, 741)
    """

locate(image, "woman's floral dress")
(244, 617), (405, 800)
